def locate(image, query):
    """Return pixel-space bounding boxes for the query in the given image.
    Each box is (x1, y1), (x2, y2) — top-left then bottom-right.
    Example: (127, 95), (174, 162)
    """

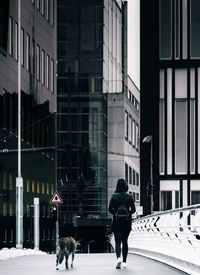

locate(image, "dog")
(56, 236), (77, 270)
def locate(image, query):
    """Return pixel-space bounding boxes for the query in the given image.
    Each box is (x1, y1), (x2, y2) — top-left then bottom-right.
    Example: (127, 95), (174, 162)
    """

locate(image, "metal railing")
(128, 204), (200, 274)
(110, 204), (200, 274)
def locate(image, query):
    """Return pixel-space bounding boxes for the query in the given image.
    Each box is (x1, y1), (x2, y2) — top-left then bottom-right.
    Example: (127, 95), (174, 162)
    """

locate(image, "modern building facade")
(140, 0), (200, 215)
(107, 76), (140, 208)
(0, 0), (57, 251)
(57, 0), (139, 251)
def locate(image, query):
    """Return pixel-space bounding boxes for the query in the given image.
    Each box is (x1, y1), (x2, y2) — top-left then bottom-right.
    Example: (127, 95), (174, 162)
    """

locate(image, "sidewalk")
(0, 253), (188, 275)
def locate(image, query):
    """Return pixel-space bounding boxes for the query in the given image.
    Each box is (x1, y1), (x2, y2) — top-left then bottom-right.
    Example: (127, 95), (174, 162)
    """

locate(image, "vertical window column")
(32, 40), (35, 76)
(159, 0), (172, 59)
(190, 0), (200, 58)
(41, 49), (45, 85)
(174, 0), (180, 59)
(129, 115), (132, 144)
(175, 69), (187, 174)
(182, 0), (188, 59)
(190, 69), (195, 174)
(167, 68), (172, 174)
(159, 69), (165, 174)
(8, 16), (13, 56)
(46, 0), (49, 21)
(198, 68), (200, 173)
(36, 44), (40, 80)
(46, 54), (50, 89)
(21, 28), (24, 66)
(125, 163), (128, 182)
(135, 124), (139, 151)
(26, 34), (30, 71)
(15, 22), (18, 60)
(50, 58), (54, 93)
(125, 111), (128, 140)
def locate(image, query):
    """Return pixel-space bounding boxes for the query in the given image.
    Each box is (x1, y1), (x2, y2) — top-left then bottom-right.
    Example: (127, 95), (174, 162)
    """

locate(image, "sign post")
(50, 191), (63, 253)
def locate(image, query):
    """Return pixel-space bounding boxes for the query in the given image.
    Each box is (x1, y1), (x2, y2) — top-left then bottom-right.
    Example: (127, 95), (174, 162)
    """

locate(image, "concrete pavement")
(0, 253), (188, 275)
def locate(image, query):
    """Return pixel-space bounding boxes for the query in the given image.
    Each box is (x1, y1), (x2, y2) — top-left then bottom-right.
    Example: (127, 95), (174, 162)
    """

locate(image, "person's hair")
(115, 178), (128, 193)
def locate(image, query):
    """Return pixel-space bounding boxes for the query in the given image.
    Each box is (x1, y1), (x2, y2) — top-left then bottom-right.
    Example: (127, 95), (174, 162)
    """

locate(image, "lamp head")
(142, 135), (152, 143)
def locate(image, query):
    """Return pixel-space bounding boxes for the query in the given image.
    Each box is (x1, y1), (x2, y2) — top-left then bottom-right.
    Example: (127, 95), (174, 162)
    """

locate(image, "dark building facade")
(0, 0), (57, 251)
(140, 0), (200, 215)
(57, 0), (128, 251)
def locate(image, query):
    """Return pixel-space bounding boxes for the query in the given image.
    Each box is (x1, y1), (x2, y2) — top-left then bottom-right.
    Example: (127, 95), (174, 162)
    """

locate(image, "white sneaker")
(116, 257), (122, 269)
(122, 262), (127, 268)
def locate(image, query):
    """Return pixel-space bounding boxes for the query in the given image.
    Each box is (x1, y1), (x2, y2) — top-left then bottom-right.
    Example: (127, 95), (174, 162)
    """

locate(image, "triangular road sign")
(50, 191), (63, 204)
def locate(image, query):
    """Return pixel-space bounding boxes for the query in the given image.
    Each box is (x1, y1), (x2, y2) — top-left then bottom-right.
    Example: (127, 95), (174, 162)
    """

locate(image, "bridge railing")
(128, 204), (200, 274)
(110, 204), (200, 274)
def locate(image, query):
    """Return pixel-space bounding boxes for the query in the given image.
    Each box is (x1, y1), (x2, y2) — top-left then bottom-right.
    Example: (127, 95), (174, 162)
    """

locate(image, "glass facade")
(190, 0), (200, 58)
(159, 0), (200, 60)
(158, 0), (200, 210)
(106, 0), (123, 93)
(57, 0), (125, 222)
(159, 0), (172, 59)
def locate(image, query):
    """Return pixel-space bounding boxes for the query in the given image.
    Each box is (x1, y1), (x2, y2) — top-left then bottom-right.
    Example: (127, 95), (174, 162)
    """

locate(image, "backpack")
(115, 204), (129, 221)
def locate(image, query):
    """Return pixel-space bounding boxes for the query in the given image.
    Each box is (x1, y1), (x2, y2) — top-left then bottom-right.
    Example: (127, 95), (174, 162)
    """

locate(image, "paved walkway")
(0, 253), (188, 275)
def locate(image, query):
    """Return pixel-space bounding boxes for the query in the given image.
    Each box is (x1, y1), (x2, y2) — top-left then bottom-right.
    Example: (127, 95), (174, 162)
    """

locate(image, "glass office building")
(0, 0), (57, 251)
(57, 0), (127, 249)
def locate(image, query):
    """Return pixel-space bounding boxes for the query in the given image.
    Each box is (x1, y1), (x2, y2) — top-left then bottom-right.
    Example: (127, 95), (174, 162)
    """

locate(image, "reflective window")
(159, 0), (172, 59)
(32, 181), (35, 192)
(160, 70), (164, 99)
(37, 0), (40, 10)
(191, 0), (200, 58)
(132, 119), (136, 147)
(41, 49), (45, 85)
(125, 163), (128, 182)
(182, 0), (188, 59)
(175, 100), (187, 174)
(129, 167), (132, 185)
(135, 124), (139, 151)
(161, 191), (172, 210)
(159, 100), (165, 174)
(46, 0), (49, 21)
(15, 22), (18, 61)
(3, 202), (7, 216)
(32, 39), (35, 75)
(8, 16), (13, 56)
(9, 174), (13, 190)
(136, 173), (139, 186)
(9, 203), (13, 216)
(133, 170), (135, 185)
(26, 34), (30, 71)
(191, 191), (200, 204)
(37, 182), (40, 193)
(36, 44), (40, 80)
(175, 69), (187, 98)
(50, 0), (54, 26)
(41, 0), (45, 15)
(129, 115), (132, 144)
(190, 100), (195, 174)
(175, 191), (180, 208)
(125, 111), (128, 140)
(46, 54), (50, 88)
(167, 69), (172, 174)
(50, 58), (54, 93)
(27, 180), (30, 192)
(175, 0), (180, 59)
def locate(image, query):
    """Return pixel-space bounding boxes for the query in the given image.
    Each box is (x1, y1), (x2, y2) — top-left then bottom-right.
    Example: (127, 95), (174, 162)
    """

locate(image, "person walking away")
(108, 178), (136, 269)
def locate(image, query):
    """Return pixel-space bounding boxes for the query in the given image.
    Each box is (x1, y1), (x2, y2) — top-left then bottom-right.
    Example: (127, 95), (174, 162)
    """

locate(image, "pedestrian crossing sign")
(50, 191), (63, 204)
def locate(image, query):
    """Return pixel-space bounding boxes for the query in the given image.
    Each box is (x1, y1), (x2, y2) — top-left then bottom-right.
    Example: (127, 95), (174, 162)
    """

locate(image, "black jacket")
(108, 192), (136, 232)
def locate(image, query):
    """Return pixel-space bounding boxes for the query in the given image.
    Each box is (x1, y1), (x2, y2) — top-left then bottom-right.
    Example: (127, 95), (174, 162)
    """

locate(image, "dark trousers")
(113, 230), (130, 262)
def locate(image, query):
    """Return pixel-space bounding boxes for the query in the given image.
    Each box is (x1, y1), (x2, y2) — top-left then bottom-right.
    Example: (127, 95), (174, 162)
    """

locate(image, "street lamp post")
(142, 135), (154, 214)
(16, 0), (23, 249)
